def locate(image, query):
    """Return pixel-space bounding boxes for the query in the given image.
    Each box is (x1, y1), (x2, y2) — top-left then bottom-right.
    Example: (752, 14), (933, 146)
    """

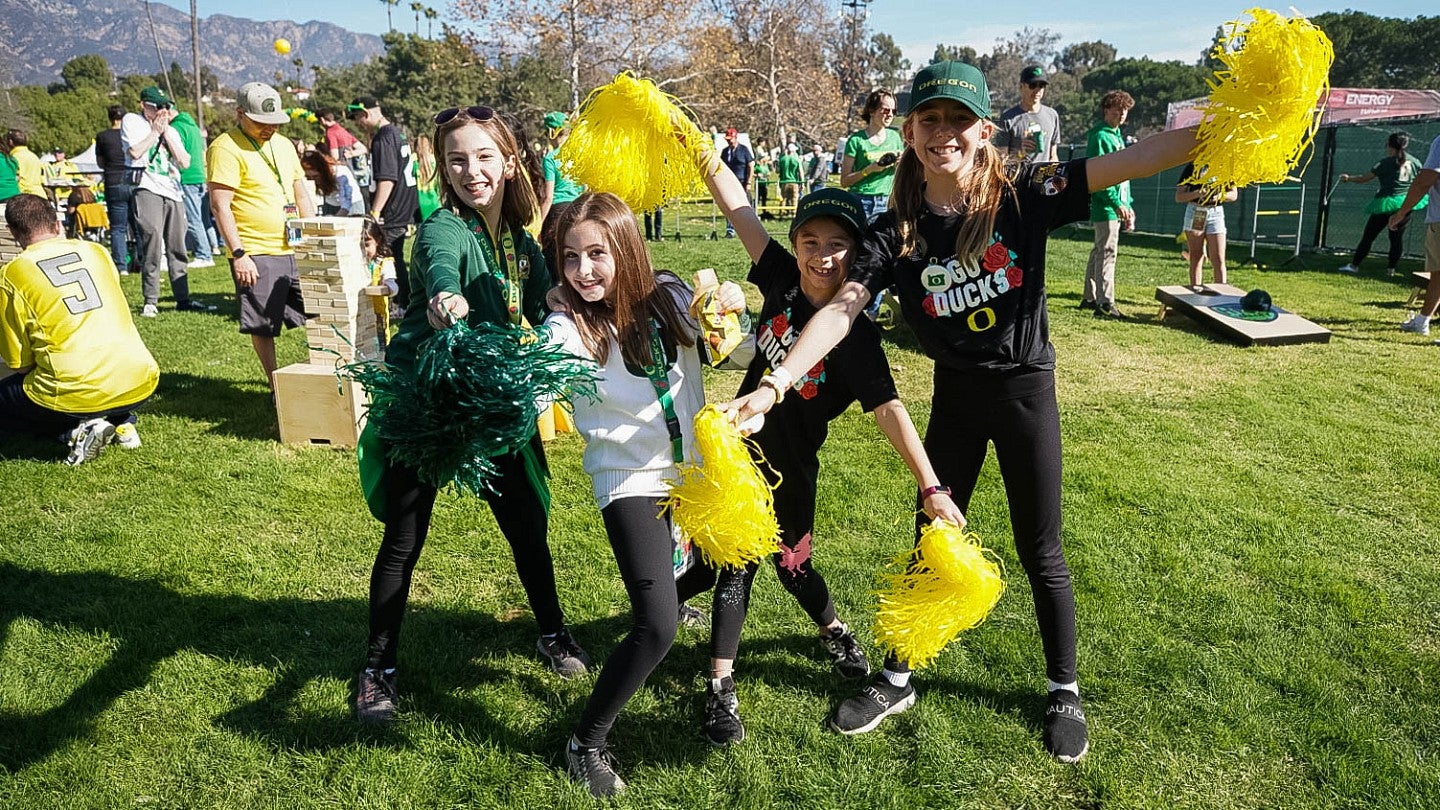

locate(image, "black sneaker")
(537, 629), (591, 679)
(677, 602), (709, 628)
(1077, 300), (1096, 311)
(565, 741), (626, 797)
(174, 299), (217, 312)
(820, 625), (870, 679)
(1095, 302), (1128, 319)
(1043, 689), (1089, 763)
(702, 676), (745, 746)
(829, 675), (915, 735)
(355, 668), (397, 723)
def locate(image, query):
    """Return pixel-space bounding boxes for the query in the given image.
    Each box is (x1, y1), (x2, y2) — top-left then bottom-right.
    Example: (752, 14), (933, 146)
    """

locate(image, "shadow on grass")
(145, 372), (278, 442)
(0, 564), (712, 774)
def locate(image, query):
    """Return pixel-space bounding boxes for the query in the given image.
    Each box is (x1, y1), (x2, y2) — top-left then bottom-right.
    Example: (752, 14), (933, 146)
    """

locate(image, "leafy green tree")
(1057, 41), (1116, 78)
(61, 56), (112, 91)
(931, 44), (977, 65)
(1312, 11), (1440, 88)
(1070, 57), (1207, 138)
(868, 33), (910, 91)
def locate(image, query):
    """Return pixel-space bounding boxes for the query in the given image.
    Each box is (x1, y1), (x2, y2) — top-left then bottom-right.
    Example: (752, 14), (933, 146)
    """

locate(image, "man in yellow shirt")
(6, 130), (45, 197)
(0, 194), (159, 464)
(207, 81), (315, 388)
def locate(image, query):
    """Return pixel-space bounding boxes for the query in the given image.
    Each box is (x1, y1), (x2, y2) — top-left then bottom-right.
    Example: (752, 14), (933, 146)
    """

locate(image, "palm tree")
(381, 0), (397, 31)
(423, 6), (438, 39)
(292, 57), (304, 87)
(410, 2), (423, 35)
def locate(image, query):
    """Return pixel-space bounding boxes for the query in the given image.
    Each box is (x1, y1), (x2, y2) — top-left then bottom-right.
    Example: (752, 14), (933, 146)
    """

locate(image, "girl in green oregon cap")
(722, 60), (1201, 763)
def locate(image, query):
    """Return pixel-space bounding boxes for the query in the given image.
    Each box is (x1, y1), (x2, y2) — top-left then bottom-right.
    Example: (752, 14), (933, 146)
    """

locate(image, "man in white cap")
(207, 82), (315, 389)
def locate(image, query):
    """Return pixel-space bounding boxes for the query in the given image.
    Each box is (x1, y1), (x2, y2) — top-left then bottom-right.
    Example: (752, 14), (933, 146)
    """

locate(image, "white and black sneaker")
(355, 668), (398, 724)
(820, 625), (871, 679)
(702, 676), (745, 746)
(677, 602), (709, 628)
(64, 417), (114, 466)
(565, 740), (625, 798)
(537, 629), (591, 679)
(829, 674), (915, 735)
(1043, 689), (1089, 762)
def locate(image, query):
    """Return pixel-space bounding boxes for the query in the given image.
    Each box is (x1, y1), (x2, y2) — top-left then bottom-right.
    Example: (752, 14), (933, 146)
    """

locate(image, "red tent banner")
(1167, 88), (1440, 130)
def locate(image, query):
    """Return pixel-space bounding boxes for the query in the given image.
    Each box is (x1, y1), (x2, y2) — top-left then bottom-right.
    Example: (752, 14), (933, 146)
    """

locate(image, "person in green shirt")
(0, 150), (18, 202)
(776, 143), (803, 211)
(754, 139), (774, 216)
(539, 111), (585, 268)
(170, 111), (215, 267)
(356, 105), (589, 727)
(1083, 90), (1136, 318)
(841, 90), (903, 222)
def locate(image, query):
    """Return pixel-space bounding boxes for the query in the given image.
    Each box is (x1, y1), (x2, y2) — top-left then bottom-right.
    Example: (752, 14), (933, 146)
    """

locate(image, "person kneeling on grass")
(691, 139), (964, 747)
(0, 194), (158, 463)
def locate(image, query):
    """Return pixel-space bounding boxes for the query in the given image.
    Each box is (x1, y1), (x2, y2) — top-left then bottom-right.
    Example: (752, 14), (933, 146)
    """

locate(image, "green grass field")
(2, 207), (1438, 809)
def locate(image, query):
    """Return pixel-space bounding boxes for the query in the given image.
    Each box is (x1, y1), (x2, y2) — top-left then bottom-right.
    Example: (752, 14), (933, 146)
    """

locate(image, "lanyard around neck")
(641, 320), (684, 464)
(240, 131), (292, 202)
(467, 213), (522, 326)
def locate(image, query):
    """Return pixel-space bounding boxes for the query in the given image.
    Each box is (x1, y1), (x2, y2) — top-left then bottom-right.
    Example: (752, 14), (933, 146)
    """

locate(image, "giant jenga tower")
(272, 217), (380, 448)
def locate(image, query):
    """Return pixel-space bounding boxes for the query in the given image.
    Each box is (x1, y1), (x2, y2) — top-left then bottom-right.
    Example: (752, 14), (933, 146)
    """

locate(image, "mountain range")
(0, 0), (384, 89)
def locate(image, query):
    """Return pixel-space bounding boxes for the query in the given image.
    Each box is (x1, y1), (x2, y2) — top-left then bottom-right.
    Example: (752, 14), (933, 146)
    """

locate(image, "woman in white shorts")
(1176, 162), (1238, 290)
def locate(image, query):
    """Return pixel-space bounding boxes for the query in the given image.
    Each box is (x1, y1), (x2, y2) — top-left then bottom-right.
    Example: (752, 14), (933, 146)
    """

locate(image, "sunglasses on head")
(434, 106), (496, 126)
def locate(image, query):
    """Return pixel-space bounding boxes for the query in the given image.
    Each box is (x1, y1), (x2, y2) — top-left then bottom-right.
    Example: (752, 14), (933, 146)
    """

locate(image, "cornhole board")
(1407, 272), (1430, 308)
(1154, 283), (1330, 346)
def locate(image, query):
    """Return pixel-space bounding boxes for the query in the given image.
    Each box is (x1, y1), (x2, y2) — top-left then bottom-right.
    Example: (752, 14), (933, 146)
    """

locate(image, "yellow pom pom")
(663, 405), (781, 569)
(273, 38), (291, 56)
(557, 72), (710, 211)
(873, 521), (1005, 669)
(1193, 8), (1334, 193)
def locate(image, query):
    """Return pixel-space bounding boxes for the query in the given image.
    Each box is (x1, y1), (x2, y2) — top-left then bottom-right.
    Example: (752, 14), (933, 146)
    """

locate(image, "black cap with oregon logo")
(908, 61), (990, 119)
(789, 187), (867, 244)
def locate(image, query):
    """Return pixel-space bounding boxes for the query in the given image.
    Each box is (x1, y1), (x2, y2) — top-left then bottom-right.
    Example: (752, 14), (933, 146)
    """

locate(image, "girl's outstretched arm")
(719, 280), (869, 423)
(697, 148), (771, 264)
(1087, 126), (1198, 194)
(871, 399), (966, 526)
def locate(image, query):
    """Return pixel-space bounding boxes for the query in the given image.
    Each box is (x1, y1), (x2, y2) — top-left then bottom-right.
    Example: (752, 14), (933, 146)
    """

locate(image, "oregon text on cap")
(800, 197), (860, 215)
(918, 77), (979, 93)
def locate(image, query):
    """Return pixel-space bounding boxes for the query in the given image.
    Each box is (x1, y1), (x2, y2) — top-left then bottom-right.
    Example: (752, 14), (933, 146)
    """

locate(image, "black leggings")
(886, 368), (1077, 684)
(710, 462), (837, 661)
(573, 496), (716, 747)
(366, 435), (566, 669)
(1353, 211), (1411, 268)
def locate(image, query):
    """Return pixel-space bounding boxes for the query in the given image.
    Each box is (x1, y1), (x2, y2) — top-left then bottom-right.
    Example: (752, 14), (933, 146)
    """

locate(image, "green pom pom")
(346, 322), (597, 498)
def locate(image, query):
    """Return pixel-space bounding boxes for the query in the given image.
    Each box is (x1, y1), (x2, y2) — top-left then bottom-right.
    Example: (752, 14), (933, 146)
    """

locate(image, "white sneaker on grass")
(112, 423), (141, 449)
(65, 418), (115, 466)
(186, 257), (215, 269)
(1337, 263), (1358, 273)
(1400, 313), (1431, 335)
(140, 303), (158, 318)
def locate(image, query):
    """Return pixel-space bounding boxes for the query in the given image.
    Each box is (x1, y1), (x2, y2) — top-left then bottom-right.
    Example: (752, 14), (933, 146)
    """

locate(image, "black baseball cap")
(790, 188), (867, 244)
(1021, 65), (1048, 85)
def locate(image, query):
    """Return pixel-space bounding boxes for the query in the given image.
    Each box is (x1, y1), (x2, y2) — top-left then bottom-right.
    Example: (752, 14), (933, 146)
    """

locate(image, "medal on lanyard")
(471, 216), (523, 325)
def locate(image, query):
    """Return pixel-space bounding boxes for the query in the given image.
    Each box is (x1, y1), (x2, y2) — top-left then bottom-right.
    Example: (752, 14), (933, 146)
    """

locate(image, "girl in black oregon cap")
(687, 133), (963, 747)
(723, 60), (1201, 763)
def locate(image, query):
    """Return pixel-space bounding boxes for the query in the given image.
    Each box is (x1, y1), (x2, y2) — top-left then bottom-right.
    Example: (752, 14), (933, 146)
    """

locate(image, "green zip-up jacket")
(1086, 122), (1132, 221)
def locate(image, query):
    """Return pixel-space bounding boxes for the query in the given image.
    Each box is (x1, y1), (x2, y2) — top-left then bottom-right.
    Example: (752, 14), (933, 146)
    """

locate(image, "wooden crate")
(273, 362), (367, 448)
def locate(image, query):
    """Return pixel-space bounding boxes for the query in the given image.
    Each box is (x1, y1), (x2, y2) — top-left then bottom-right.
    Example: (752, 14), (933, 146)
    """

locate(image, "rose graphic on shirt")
(1006, 265), (1023, 288)
(982, 241), (1010, 271)
(769, 311), (789, 336)
(922, 295), (938, 318)
(795, 361), (825, 399)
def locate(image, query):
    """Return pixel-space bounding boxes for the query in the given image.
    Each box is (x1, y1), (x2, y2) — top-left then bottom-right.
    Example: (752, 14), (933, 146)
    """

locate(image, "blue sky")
(158, 1), (1431, 68)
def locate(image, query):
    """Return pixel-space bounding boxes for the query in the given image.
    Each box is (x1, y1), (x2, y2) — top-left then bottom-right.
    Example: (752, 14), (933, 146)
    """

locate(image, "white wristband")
(768, 366), (795, 391)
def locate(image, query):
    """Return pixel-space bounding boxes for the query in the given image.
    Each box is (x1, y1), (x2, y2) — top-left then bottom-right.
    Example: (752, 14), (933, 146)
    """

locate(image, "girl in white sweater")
(544, 191), (752, 798)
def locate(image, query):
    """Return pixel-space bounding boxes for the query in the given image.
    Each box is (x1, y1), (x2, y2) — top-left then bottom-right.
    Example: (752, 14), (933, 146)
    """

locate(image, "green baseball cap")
(139, 85), (173, 108)
(790, 187), (867, 244)
(908, 61), (990, 118)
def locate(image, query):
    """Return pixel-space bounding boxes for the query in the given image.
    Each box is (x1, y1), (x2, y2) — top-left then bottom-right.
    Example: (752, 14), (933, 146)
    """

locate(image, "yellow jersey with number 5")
(0, 237), (158, 413)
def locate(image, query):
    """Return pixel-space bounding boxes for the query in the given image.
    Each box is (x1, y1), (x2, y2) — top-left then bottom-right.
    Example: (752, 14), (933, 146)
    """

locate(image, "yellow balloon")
(273, 38), (291, 55)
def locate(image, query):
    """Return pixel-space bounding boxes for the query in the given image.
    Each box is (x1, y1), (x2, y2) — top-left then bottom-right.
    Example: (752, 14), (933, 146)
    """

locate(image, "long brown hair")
(892, 125), (1015, 263)
(300, 151), (338, 196)
(433, 111), (539, 233)
(553, 191), (694, 367)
